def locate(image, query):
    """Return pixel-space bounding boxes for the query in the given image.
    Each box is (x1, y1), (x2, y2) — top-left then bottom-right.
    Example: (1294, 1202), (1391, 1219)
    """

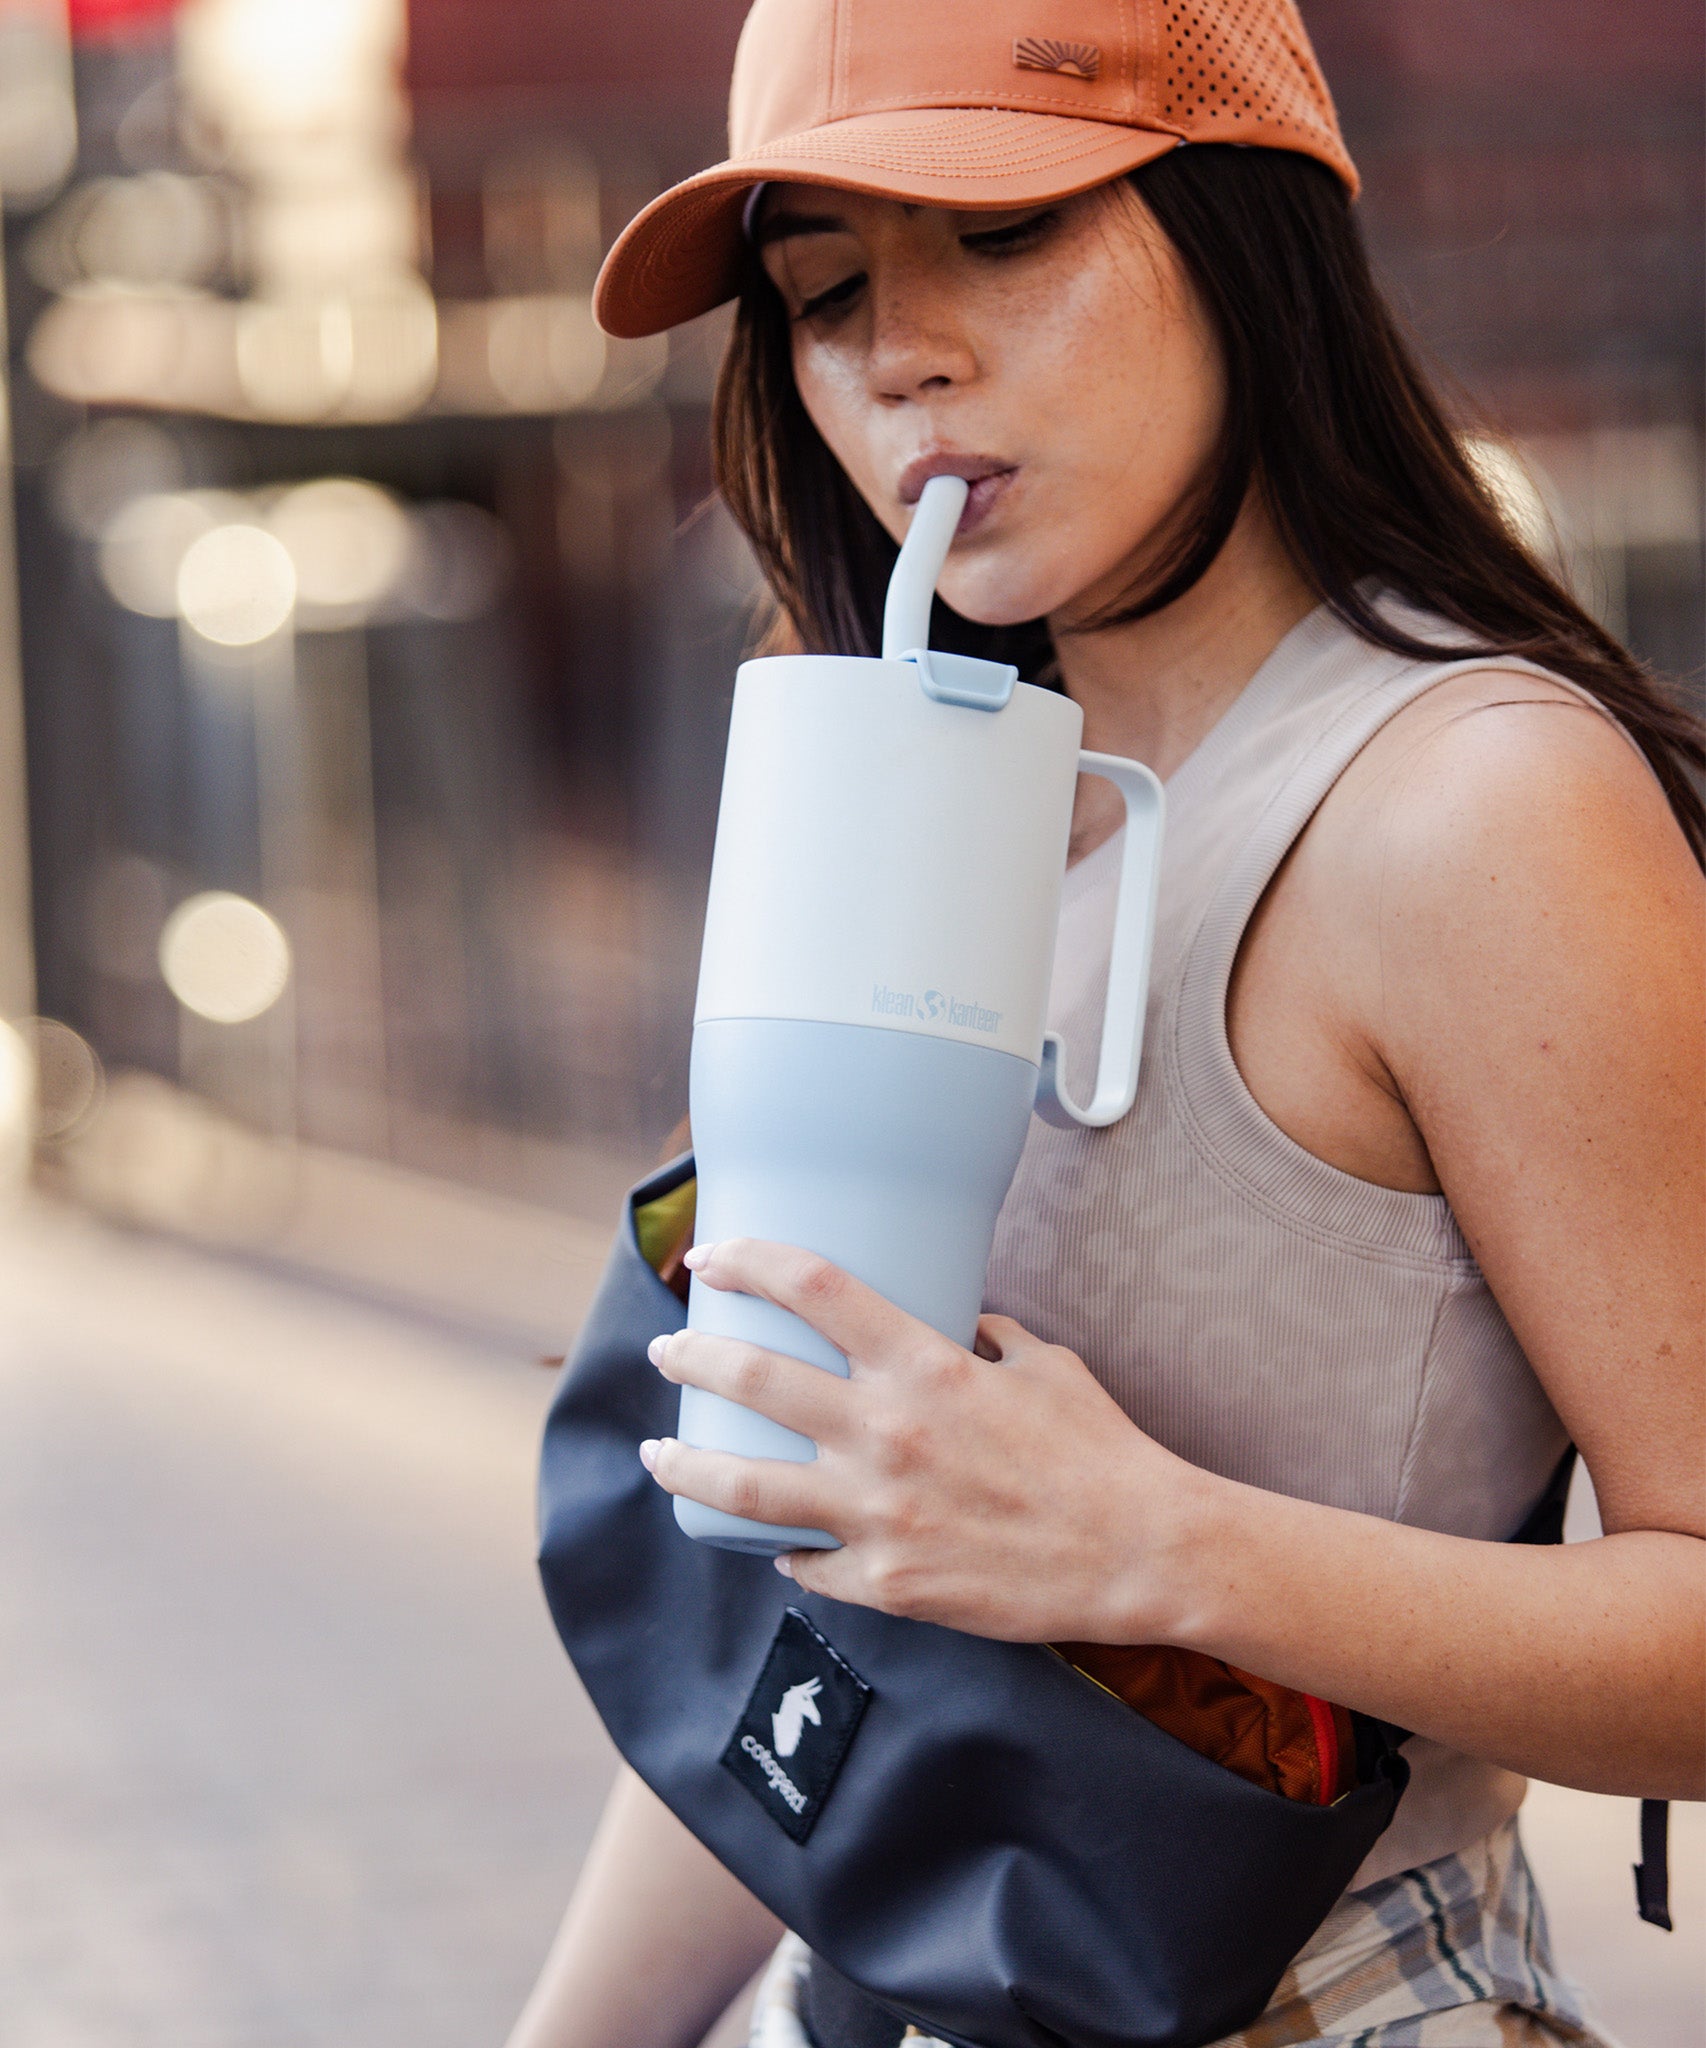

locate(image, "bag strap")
(1354, 1446), (1672, 1932)
(1508, 1445), (1577, 1547)
(1635, 1799), (1673, 1931)
(1507, 1450), (1672, 1931)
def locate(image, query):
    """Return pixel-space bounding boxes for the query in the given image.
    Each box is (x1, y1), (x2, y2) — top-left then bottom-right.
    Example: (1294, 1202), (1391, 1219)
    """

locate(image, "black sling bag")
(536, 1150), (1660, 2048)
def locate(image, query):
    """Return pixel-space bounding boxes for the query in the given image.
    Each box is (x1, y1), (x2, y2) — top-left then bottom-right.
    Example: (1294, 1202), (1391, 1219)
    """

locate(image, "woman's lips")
(957, 468), (1015, 535)
(897, 453), (1018, 536)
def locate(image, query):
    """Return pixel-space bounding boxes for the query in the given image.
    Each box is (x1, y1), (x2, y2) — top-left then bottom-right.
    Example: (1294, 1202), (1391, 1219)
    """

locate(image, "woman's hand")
(640, 1236), (1204, 1645)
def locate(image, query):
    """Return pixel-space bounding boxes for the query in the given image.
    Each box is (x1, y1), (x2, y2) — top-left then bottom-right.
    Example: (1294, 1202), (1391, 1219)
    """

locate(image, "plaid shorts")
(749, 1819), (1620, 2048)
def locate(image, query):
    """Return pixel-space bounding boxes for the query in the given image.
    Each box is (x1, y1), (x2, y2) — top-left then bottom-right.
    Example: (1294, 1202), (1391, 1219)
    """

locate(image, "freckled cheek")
(1005, 268), (1203, 484)
(792, 343), (893, 516)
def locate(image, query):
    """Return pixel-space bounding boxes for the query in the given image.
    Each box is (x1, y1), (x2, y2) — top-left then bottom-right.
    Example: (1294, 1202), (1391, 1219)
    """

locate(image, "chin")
(937, 561), (1065, 632)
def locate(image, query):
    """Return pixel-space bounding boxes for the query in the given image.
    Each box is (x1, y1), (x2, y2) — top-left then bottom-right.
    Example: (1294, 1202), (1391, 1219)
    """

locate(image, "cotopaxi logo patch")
(721, 1608), (872, 1843)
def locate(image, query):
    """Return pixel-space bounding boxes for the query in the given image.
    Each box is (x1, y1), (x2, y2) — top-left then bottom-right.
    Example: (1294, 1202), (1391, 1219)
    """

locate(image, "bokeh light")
(233, 290), (439, 424)
(176, 523), (297, 644)
(178, 0), (404, 139)
(99, 489), (248, 617)
(21, 1018), (105, 1140)
(0, 4), (76, 211)
(159, 891), (292, 1023)
(50, 416), (186, 540)
(268, 476), (412, 617)
(28, 171), (229, 291)
(484, 294), (605, 413)
(0, 1018), (31, 1191)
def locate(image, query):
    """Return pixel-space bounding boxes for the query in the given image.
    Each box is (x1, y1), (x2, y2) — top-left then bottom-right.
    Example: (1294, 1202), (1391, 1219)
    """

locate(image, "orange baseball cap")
(594, 0), (1358, 339)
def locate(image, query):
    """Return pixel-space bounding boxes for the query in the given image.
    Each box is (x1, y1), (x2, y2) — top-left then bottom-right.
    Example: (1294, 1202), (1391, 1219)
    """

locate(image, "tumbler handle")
(1035, 752), (1165, 1130)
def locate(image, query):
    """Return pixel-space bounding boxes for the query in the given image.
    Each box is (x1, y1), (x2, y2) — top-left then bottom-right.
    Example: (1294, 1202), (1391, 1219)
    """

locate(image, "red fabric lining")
(1303, 1692), (1339, 1804)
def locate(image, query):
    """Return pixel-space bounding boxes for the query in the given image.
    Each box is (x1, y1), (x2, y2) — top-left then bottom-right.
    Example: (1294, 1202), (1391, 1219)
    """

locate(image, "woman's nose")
(865, 280), (978, 404)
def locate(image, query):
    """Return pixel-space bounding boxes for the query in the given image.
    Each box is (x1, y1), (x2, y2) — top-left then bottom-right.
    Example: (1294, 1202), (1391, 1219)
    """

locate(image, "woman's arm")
(505, 1764), (783, 2048)
(640, 693), (1703, 1796)
(1166, 688), (1704, 1791)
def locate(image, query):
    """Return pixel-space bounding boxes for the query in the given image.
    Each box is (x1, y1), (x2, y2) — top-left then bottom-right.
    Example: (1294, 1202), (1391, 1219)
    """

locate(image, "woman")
(510, 2), (1703, 2043)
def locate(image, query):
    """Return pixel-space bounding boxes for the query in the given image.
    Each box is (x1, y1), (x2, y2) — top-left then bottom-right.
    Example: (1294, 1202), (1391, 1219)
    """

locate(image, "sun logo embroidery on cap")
(1013, 36), (1101, 80)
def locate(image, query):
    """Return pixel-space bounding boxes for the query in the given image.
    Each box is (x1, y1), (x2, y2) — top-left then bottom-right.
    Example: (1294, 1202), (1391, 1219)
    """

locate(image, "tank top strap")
(1162, 603), (1591, 1265)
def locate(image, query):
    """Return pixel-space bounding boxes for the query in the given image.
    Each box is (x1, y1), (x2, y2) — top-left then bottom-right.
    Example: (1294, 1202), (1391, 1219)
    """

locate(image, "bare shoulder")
(1252, 661), (1703, 1162)
(1299, 667), (1701, 986)
(1229, 662), (1702, 1203)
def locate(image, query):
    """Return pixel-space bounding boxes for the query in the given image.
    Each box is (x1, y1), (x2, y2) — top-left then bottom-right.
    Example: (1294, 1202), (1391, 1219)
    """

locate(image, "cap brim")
(593, 107), (1181, 340)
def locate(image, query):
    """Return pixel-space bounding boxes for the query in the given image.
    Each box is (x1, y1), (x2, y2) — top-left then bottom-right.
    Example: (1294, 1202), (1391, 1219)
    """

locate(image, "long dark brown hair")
(712, 144), (1704, 861)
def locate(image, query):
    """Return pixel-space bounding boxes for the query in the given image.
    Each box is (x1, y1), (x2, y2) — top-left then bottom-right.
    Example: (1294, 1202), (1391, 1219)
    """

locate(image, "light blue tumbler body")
(678, 1018), (1040, 1552)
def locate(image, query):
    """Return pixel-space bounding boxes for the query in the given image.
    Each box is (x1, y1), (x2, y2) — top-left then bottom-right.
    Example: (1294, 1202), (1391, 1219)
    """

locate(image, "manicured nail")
(773, 1554), (794, 1578)
(647, 1334), (668, 1366)
(638, 1439), (659, 1471)
(682, 1241), (715, 1270)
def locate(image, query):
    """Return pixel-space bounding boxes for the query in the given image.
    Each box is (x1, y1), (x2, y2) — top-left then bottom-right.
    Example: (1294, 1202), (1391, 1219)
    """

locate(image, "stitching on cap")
(829, 0), (850, 124)
(838, 84), (1175, 118)
(753, 113), (1169, 175)
(762, 107), (1121, 145)
(1127, 0), (1150, 123)
(818, 0), (836, 130)
(631, 189), (740, 283)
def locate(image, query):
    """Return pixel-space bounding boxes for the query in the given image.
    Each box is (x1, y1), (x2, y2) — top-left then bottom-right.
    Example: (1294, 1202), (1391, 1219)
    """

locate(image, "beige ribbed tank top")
(984, 599), (1574, 1889)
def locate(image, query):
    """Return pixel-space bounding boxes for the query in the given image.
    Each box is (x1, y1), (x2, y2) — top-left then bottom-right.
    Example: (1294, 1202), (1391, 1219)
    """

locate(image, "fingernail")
(773, 1554), (794, 1578)
(647, 1334), (667, 1366)
(638, 1439), (659, 1471)
(682, 1241), (715, 1270)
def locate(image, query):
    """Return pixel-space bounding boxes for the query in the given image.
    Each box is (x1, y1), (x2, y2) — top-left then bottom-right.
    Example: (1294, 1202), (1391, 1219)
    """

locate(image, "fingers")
(776, 1536), (930, 1620)
(648, 1329), (850, 1441)
(683, 1239), (920, 1368)
(775, 1544), (867, 1604)
(973, 1312), (1026, 1361)
(639, 1436), (839, 1535)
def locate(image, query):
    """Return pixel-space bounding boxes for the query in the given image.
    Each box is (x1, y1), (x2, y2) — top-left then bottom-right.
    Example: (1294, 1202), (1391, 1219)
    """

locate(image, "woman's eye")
(795, 271), (866, 323)
(960, 208), (1060, 256)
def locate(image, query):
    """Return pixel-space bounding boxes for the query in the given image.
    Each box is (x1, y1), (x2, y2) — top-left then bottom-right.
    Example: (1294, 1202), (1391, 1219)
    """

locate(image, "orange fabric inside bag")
(1055, 1640), (1356, 1804)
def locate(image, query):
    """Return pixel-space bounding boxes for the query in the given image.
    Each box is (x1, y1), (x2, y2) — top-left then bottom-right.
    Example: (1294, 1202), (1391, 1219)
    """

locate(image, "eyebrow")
(752, 208), (853, 249)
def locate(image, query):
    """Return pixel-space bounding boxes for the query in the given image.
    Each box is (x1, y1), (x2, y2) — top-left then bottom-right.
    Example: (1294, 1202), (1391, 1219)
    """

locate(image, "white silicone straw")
(881, 474), (970, 660)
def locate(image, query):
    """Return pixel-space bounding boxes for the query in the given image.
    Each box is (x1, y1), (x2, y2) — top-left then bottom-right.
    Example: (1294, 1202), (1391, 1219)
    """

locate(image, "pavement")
(0, 1201), (1698, 2046)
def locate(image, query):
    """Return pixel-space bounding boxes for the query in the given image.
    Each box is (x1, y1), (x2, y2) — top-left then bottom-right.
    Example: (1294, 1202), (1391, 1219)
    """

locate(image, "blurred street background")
(0, 0), (1699, 2041)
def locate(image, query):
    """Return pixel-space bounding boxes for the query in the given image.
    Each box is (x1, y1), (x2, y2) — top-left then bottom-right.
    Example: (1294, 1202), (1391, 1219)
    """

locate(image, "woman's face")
(756, 179), (1224, 629)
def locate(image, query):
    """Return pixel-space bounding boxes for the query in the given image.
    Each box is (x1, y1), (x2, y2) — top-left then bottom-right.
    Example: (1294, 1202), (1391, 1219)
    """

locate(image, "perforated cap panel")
(1155, 0), (1351, 181)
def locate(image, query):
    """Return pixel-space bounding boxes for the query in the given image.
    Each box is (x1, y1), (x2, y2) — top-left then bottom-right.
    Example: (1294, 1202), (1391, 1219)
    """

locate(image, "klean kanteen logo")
(721, 1609), (872, 1843)
(872, 983), (1003, 1034)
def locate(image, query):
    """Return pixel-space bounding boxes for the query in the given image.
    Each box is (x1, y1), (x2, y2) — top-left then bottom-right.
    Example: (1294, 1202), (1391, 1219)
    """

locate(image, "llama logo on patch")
(722, 1609), (873, 1843)
(772, 1677), (822, 1758)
